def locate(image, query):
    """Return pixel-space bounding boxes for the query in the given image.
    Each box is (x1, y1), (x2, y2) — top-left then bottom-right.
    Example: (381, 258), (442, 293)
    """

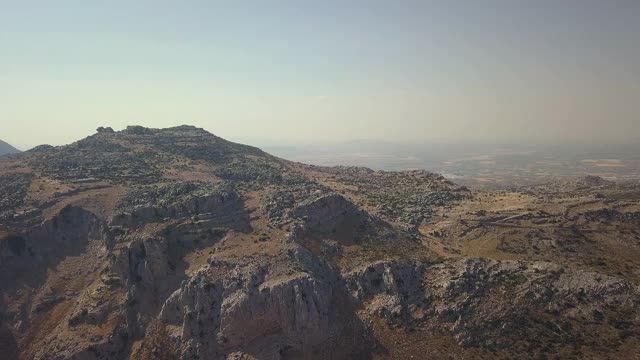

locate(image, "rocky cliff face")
(0, 205), (106, 275)
(291, 194), (364, 230)
(156, 254), (364, 359)
(0, 126), (639, 359)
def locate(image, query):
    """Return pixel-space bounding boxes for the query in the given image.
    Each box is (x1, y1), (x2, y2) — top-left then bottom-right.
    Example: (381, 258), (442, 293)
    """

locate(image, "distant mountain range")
(0, 139), (20, 155)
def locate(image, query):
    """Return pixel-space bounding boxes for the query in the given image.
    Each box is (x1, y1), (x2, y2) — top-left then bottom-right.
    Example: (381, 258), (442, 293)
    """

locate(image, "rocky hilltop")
(0, 126), (639, 359)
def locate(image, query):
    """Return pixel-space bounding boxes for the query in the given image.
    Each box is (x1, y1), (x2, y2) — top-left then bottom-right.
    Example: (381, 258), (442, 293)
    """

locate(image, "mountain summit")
(0, 126), (639, 359)
(21, 125), (267, 184)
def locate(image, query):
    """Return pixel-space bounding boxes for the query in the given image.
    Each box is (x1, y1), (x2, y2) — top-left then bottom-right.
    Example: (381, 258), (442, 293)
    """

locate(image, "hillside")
(0, 126), (639, 360)
(0, 139), (20, 156)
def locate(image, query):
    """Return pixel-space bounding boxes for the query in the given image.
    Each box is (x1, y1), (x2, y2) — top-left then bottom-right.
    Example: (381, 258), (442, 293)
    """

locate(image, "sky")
(1, 0), (639, 149)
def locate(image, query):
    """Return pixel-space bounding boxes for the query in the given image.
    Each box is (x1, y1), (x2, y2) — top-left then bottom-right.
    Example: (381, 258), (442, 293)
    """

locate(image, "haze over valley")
(263, 141), (640, 189)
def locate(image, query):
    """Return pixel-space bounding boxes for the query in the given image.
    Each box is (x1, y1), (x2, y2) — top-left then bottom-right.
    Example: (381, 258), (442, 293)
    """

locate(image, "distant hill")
(0, 139), (20, 155)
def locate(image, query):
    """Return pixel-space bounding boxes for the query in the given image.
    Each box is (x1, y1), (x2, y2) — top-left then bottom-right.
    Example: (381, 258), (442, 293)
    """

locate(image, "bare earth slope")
(0, 126), (638, 360)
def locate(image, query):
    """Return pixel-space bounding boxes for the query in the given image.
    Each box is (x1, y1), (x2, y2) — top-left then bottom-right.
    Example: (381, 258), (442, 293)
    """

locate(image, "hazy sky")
(1, 1), (639, 149)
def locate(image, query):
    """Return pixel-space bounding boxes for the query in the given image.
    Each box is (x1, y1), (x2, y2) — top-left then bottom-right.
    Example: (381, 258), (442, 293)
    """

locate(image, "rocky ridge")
(0, 126), (638, 359)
